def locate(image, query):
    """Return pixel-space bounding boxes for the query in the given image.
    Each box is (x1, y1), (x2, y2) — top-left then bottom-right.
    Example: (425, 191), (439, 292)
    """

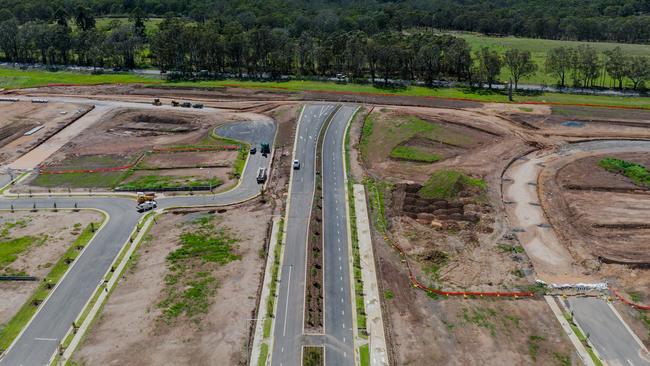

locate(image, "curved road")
(0, 116), (276, 366)
(503, 140), (650, 366)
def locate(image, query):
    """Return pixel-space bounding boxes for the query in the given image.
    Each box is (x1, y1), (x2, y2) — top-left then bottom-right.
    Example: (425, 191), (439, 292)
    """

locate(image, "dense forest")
(1, 0), (650, 43)
(0, 1), (649, 90)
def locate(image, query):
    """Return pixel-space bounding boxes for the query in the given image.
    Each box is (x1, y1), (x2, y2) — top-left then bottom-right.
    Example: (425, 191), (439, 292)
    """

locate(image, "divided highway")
(271, 104), (335, 366)
(0, 119), (276, 366)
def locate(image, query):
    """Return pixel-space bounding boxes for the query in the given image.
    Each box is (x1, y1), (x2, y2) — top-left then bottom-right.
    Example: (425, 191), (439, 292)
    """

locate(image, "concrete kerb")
(0, 171), (30, 194)
(353, 184), (388, 366)
(55, 210), (156, 365)
(0, 207), (109, 362)
(545, 296), (596, 366)
(340, 106), (362, 364)
(250, 216), (281, 366)
(267, 104), (304, 366)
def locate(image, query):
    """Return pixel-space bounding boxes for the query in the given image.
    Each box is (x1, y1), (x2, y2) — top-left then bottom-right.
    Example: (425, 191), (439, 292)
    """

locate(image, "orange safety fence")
(379, 231), (535, 298)
(611, 289), (650, 310)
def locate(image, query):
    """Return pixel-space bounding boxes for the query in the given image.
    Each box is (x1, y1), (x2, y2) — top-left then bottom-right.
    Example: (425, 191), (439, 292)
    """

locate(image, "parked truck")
(136, 191), (156, 204)
(260, 142), (270, 156)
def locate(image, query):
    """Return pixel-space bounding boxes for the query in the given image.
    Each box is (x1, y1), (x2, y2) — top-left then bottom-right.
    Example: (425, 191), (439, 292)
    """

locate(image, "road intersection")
(0, 108), (276, 366)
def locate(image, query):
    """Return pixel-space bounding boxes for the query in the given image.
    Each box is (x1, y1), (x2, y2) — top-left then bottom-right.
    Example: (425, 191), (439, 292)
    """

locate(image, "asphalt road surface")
(567, 297), (650, 366)
(0, 118), (276, 366)
(322, 106), (357, 366)
(271, 104), (336, 366)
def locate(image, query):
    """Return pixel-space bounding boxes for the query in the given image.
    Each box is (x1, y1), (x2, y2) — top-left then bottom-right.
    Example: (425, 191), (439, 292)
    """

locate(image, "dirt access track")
(0, 100), (91, 165)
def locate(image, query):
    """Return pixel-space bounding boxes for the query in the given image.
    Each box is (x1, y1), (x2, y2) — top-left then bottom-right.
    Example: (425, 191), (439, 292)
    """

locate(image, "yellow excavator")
(137, 191), (156, 204)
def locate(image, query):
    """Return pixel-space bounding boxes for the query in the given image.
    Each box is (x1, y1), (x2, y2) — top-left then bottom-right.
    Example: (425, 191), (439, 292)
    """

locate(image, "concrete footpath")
(353, 184), (388, 366)
(250, 216), (281, 366)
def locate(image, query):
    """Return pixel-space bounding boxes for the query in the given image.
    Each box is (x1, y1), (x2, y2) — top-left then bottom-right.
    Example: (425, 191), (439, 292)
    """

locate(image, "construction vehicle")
(260, 143), (271, 156)
(137, 191), (156, 204)
(171, 100), (180, 107)
(153, 98), (162, 106)
(256, 167), (267, 184)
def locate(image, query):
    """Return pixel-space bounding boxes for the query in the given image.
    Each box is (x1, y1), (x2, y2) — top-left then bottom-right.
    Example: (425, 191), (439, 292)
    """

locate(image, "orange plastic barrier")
(381, 232), (535, 298)
(611, 289), (650, 310)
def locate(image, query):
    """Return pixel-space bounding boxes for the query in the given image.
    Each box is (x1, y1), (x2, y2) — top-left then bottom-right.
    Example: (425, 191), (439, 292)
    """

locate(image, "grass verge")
(118, 175), (223, 190)
(258, 343), (269, 366)
(359, 343), (370, 366)
(563, 312), (603, 366)
(344, 109), (368, 337)
(5, 68), (650, 110)
(0, 218), (104, 353)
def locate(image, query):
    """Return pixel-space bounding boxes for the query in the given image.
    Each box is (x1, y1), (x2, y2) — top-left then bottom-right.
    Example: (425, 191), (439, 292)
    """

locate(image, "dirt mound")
(108, 111), (202, 136)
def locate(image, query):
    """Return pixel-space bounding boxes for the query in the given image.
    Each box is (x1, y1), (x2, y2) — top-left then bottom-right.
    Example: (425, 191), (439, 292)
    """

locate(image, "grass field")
(2, 68), (650, 109)
(0, 68), (158, 89)
(450, 32), (650, 87)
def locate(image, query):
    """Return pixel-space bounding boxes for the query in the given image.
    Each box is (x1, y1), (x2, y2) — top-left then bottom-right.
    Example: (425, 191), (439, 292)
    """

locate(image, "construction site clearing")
(10, 107), (264, 193)
(1, 83), (649, 364)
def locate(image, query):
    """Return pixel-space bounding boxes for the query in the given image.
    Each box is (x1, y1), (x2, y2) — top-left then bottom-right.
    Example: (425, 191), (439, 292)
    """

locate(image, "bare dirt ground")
(141, 150), (237, 169)
(0, 210), (102, 326)
(376, 230), (577, 365)
(72, 202), (271, 366)
(352, 100), (650, 363)
(0, 101), (91, 164)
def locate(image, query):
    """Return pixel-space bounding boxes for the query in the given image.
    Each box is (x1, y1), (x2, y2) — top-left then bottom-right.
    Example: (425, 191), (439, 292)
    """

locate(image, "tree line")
(1, 14), (649, 91)
(1, 0), (650, 44)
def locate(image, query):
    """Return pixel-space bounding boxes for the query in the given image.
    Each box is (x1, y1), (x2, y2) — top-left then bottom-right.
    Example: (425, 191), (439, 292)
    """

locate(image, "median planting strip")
(0, 210), (106, 354)
(304, 106), (340, 332)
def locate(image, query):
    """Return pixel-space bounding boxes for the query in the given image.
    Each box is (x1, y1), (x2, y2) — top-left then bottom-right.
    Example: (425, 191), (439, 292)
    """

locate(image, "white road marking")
(342, 310), (344, 315)
(34, 338), (57, 342)
(282, 265), (292, 337)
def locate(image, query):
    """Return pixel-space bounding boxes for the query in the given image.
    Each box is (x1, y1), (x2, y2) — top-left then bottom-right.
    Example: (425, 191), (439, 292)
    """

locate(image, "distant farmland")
(449, 32), (650, 87)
